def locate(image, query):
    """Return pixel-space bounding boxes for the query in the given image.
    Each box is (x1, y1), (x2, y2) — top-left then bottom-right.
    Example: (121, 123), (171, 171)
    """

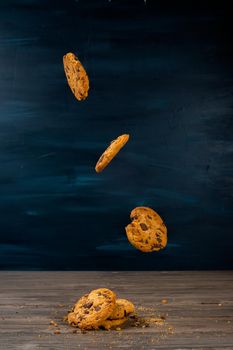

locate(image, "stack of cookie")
(67, 288), (135, 330)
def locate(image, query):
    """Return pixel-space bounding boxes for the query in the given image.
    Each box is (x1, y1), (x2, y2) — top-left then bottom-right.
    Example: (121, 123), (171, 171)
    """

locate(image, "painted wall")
(0, 0), (232, 269)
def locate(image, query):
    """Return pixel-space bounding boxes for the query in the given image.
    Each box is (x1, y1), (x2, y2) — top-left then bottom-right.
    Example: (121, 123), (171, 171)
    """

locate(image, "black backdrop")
(0, 0), (232, 270)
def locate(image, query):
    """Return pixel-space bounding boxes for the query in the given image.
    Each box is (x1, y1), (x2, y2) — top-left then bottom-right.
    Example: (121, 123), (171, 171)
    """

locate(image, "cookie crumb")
(54, 330), (61, 335)
(161, 299), (168, 304)
(58, 304), (65, 308)
(168, 326), (174, 334)
(50, 320), (58, 327)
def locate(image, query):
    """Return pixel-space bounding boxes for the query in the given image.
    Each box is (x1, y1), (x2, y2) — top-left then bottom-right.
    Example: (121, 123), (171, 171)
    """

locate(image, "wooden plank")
(0, 271), (233, 349)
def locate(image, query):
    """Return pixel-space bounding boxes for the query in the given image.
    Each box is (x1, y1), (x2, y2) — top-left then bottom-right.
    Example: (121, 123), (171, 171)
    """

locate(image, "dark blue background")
(0, 0), (232, 270)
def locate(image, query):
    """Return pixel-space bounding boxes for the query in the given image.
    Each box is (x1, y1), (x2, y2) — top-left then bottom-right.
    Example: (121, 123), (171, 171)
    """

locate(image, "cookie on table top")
(67, 288), (116, 330)
(95, 134), (129, 173)
(100, 317), (127, 330)
(109, 299), (135, 320)
(125, 206), (167, 252)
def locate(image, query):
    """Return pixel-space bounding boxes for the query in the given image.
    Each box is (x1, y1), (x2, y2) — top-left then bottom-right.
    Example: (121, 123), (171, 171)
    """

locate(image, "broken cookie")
(125, 206), (167, 252)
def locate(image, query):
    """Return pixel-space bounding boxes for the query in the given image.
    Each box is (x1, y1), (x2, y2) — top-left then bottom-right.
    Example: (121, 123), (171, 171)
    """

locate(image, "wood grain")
(0, 271), (233, 349)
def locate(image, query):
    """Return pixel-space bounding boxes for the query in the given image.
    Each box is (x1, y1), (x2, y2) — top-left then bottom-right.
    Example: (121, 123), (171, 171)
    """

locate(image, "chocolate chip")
(140, 223), (148, 231)
(83, 302), (93, 309)
(152, 243), (162, 249)
(147, 215), (152, 219)
(132, 215), (138, 220)
(94, 306), (101, 311)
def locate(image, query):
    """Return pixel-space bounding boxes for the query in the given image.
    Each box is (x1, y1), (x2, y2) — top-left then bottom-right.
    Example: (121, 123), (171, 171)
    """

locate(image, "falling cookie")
(95, 134), (129, 173)
(125, 206), (167, 252)
(63, 52), (89, 101)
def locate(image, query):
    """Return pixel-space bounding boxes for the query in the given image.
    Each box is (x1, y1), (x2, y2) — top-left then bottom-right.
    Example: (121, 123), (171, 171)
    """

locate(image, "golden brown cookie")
(125, 207), (167, 252)
(63, 52), (89, 101)
(67, 288), (116, 330)
(109, 299), (135, 320)
(100, 317), (127, 330)
(95, 134), (129, 173)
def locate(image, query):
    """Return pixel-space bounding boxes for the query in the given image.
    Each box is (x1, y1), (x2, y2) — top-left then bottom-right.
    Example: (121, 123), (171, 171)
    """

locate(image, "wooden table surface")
(0, 271), (233, 350)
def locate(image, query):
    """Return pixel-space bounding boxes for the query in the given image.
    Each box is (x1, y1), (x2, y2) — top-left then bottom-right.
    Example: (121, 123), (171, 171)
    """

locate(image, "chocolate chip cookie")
(67, 288), (116, 330)
(63, 52), (89, 101)
(99, 299), (135, 329)
(125, 206), (167, 252)
(109, 299), (135, 320)
(95, 134), (129, 173)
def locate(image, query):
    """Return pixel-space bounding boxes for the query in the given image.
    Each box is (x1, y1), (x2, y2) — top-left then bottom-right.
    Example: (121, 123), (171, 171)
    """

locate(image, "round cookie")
(125, 207), (167, 252)
(95, 134), (129, 173)
(67, 288), (116, 330)
(63, 52), (89, 101)
(100, 317), (127, 330)
(109, 299), (135, 320)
